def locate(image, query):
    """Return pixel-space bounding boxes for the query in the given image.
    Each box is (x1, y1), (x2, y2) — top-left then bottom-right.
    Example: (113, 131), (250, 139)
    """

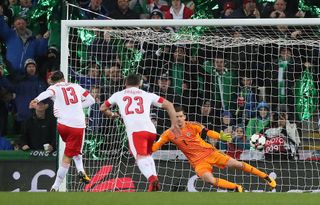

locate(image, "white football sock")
(136, 156), (157, 179)
(148, 156), (157, 176)
(73, 154), (84, 173)
(52, 162), (70, 190)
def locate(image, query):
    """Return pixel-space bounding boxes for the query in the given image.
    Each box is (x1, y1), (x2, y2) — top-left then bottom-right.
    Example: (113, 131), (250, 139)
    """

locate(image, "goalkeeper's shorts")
(194, 150), (231, 177)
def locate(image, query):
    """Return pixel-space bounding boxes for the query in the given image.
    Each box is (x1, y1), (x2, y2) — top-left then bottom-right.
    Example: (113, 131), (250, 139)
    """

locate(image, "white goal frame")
(60, 18), (320, 192)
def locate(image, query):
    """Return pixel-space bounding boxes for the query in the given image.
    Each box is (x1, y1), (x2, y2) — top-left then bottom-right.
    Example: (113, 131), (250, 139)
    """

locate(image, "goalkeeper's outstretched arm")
(205, 129), (232, 142)
(152, 131), (170, 152)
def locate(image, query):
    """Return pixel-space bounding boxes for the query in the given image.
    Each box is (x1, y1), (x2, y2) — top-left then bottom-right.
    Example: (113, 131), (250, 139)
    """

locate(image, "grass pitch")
(0, 192), (320, 205)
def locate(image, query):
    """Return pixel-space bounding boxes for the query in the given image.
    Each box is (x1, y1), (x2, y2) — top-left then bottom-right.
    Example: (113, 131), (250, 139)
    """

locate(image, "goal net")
(61, 19), (320, 192)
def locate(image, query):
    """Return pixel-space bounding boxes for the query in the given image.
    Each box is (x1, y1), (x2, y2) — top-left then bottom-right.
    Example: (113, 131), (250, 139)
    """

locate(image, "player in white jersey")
(29, 71), (95, 191)
(100, 73), (178, 192)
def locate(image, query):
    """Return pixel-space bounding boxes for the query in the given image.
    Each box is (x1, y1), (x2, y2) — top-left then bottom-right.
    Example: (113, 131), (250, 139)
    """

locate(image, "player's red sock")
(148, 175), (158, 183)
(148, 175), (160, 192)
(214, 178), (238, 189)
(241, 162), (268, 179)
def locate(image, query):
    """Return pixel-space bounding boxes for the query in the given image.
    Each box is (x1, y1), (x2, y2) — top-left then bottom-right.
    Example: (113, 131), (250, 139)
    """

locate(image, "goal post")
(60, 18), (320, 192)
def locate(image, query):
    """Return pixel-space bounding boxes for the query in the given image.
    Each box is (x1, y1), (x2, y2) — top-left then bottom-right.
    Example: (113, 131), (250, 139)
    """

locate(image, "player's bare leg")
(51, 155), (72, 191)
(201, 172), (243, 192)
(226, 158), (277, 189)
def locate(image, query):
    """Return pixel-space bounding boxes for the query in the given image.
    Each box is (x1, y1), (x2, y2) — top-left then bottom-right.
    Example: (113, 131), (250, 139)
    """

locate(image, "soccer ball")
(250, 134), (266, 150)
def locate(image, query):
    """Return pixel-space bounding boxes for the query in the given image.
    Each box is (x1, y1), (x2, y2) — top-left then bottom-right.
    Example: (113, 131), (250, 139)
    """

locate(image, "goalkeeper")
(152, 106), (276, 192)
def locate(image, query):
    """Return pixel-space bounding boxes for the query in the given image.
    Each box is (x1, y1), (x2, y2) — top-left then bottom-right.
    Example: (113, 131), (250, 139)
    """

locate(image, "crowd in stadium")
(0, 0), (319, 161)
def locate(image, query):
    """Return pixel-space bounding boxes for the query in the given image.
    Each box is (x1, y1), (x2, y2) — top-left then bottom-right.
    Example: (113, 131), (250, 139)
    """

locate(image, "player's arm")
(29, 89), (54, 109)
(81, 90), (95, 108)
(100, 100), (119, 119)
(204, 128), (232, 142)
(152, 131), (170, 152)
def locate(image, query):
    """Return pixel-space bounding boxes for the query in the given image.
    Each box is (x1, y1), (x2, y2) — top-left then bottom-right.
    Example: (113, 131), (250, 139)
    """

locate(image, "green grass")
(1, 192), (320, 205)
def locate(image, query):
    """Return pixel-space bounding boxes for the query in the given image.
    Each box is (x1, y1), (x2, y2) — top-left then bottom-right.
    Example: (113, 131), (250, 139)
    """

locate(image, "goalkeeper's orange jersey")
(153, 121), (218, 167)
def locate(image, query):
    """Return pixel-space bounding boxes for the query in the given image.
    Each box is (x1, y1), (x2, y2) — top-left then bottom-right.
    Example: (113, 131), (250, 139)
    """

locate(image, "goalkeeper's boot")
(264, 176), (276, 189)
(79, 171), (91, 184)
(148, 175), (161, 192)
(235, 185), (244, 193)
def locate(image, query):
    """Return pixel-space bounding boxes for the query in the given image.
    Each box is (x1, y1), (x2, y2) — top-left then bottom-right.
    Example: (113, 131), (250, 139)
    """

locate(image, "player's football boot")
(148, 175), (161, 192)
(148, 180), (161, 192)
(50, 188), (57, 192)
(264, 176), (277, 189)
(79, 171), (91, 184)
(235, 185), (243, 193)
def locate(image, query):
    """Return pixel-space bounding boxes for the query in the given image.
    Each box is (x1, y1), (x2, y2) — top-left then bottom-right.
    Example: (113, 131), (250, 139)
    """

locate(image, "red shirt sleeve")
(158, 96), (165, 103)
(82, 90), (89, 97)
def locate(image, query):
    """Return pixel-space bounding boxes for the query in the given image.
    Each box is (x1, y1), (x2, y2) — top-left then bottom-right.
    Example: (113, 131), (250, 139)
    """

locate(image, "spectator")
(80, 0), (109, 19)
(195, 100), (215, 131)
(0, 134), (13, 150)
(167, 45), (191, 96)
(264, 112), (300, 160)
(8, 0), (33, 19)
(231, 0), (260, 18)
(220, 1), (235, 18)
(69, 61), (101, 91)
(137, 44), (170, 86)
(149, 9), (173, 32)
(268, 12), (305, 39)
(0, 64), (14, 136)
(87, 85), (106, 134)
(165, 45), (197, 116)
(261, 0), (288, 18)
(216, 125), (250, 159)
(185, 1), (195, 12)
(152, 72), (181, 134)
(201, 54), (237, 120)
(245, 101), (271, 139)
(148, 0), (170, 13)
(129, 0), (150, 18)
(21, 99), (56, 151)
(216, 110), (234, 134)
(265, 47), (300, 121)
(0, 9), (48, 74)
(101, 63), (124, 101)
(38, 46), (60, 82)
(164, 0), (193, 19)
(7, 0), (46, 37)
(109, 0), (139, 19)
(231, 71), (257, 126)
(90, 28), (117, 64)
(0, 59), (47, 132)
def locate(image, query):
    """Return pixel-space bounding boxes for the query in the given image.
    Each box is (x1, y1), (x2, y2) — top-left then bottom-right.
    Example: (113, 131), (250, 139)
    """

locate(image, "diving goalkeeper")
(152, 106), (276, 192)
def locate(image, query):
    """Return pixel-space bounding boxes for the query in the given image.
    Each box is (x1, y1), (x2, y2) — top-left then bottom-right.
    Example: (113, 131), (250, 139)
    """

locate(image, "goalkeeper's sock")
(136, 156), (154, 179)
(213, 178), (238, 189)
(241, 162), (268, 179)
(52, 162), (70, 190)
(73, 154), (84, 173)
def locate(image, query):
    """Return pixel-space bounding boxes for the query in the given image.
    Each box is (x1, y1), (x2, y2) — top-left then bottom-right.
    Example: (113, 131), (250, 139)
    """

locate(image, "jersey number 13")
(62, 87), (78, 105)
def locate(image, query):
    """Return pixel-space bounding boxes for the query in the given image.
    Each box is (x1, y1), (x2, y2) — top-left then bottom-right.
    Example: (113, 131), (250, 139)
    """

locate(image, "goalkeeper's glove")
(219, 131), (232, 142)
